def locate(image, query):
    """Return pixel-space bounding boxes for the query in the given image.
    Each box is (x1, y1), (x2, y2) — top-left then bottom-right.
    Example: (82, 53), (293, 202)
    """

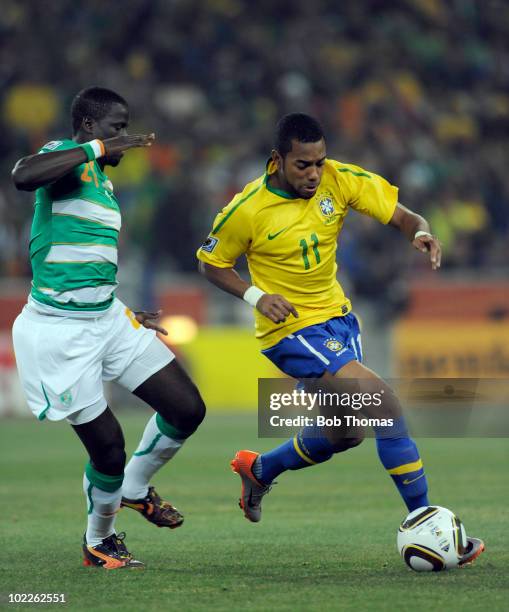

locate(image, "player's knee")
(330, 431), (365, 453)
(93, 444), (126, 475)
(158, 386), (206, 436)
(180, 388), (206, 433)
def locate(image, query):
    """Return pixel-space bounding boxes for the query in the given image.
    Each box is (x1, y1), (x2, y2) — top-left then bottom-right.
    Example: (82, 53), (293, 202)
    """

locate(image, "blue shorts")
(262, 313), (363, 379)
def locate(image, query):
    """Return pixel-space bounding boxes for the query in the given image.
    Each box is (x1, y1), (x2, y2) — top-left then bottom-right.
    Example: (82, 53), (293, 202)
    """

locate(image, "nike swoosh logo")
(402, 473), (425, 485)
(267, 227), (288, 240)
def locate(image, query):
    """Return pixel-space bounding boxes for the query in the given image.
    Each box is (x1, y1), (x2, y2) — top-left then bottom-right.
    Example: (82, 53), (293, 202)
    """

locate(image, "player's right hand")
(103, 133), (155, 155)
(256, 294), (299, 324)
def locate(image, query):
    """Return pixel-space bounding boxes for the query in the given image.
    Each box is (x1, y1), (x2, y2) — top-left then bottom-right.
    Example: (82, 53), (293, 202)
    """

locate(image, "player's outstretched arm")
(389, 203), (442, 270)
(12, 147), (90, 191)
(198, 262), (298, 324)
(11, 133), (155, 192)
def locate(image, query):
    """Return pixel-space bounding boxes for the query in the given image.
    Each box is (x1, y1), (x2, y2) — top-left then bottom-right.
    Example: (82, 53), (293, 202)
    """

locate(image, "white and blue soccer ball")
(397, 506), (468, 572)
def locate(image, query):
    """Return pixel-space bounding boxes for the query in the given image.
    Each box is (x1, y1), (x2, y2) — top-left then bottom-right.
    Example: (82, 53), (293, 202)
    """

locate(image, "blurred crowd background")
(1, 0), (508, 319)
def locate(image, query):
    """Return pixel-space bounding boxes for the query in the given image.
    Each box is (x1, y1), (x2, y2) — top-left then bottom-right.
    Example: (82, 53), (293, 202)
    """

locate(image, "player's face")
(93, 103), (129, 166)
(277, 139), (327, 199)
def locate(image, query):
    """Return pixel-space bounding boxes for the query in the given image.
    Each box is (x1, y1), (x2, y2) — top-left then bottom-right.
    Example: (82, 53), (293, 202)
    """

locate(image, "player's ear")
(81, 116), (95, 136)
(271, 149), (283, 171)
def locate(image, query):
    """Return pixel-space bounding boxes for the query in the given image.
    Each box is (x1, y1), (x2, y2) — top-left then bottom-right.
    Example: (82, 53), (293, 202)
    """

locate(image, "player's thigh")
(72, 406), (126, 475)
(133, 359), (206, 432)
(324, 360), (401, 419)
(102, 300), (173, 391)
(12, 308), (107, 422)
(104, 307), (205, 432)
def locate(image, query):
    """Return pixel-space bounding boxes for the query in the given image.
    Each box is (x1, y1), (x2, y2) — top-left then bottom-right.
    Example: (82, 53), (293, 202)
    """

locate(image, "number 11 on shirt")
(299, 233), (320, 269)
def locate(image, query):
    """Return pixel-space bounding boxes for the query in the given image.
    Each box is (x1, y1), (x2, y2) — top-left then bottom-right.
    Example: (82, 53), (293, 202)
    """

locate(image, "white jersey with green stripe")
(30, 139), (121, 313)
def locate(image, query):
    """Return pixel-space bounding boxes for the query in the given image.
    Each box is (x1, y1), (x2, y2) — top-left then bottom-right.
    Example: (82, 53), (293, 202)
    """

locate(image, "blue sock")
(374, 418), (429, 512)
(255, 426), (334, 484)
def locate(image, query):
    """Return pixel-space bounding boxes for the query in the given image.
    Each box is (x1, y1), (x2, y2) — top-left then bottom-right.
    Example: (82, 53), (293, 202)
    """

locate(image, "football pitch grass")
(0, 411), (507, 611)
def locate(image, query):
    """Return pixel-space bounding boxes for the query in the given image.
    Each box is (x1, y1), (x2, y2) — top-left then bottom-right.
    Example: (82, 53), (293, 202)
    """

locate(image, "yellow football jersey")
(197, 159), (398, 349)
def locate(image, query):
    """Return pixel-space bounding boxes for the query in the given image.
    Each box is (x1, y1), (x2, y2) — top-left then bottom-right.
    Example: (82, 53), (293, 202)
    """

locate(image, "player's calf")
(329, 433), (364, 453)
(122, 360), (206, 523)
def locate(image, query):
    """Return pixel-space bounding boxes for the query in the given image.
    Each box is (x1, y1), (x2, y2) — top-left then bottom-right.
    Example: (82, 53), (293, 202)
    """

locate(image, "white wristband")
(88, 139), (105, 159)
(414, 230), (432, 240)
(243, 286), (266, 308)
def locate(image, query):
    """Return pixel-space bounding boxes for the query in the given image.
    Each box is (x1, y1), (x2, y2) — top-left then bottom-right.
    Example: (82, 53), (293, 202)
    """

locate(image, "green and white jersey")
(29, 138), (121, 313)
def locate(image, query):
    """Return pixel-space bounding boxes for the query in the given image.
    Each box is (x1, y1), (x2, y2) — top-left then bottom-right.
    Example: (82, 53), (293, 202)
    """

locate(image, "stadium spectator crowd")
(1, 0), (507, 315)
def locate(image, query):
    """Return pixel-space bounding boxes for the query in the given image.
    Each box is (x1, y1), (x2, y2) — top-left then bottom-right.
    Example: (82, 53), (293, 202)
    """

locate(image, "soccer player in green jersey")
(11, 87), (206, 569)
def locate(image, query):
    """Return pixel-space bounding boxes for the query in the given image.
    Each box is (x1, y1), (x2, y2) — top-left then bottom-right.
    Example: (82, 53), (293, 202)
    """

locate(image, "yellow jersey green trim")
(337, 168), (371, 179)
(212, 185), (261, 234)
(263, 173), (295, 199)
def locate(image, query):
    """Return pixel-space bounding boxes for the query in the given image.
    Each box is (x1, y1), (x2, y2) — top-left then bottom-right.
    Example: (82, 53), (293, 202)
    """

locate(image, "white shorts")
(12, 298), (174, 425)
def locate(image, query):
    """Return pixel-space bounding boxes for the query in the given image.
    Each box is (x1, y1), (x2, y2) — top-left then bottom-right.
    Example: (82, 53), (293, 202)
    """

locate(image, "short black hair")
(71, 87), (128, 134)
(274, 113), (324, 157)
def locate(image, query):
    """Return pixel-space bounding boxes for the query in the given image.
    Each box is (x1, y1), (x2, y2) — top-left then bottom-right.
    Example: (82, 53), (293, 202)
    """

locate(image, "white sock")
(83, 474), (122, 547)
(122, 414), (185, 500)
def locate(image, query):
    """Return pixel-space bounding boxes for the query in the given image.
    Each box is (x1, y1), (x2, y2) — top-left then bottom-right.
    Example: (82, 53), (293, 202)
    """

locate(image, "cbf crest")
(318, 196), (335, 217)
(324, 338), (342, 352)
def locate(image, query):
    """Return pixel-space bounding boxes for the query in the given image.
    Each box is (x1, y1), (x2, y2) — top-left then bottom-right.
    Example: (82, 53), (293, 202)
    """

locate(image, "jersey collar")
(264, 158), (296, 200)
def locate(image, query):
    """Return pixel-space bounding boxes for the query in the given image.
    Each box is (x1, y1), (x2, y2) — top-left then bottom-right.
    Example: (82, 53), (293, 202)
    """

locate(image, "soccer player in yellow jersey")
(197, 113), (483, 564)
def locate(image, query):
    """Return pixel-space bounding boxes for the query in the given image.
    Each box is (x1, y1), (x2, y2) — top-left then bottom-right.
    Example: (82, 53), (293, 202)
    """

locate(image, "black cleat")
(82, 532), (144, 569)
(121, 486), (184, 529)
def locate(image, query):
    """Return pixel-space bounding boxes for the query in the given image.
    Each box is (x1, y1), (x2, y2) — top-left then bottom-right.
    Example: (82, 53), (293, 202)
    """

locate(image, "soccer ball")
(397, 506), (468, 571)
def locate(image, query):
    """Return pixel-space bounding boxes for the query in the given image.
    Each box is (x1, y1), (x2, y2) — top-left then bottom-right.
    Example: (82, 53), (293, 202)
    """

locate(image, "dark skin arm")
(198, 261), (298, 324)
(11, 134), (154, 192)
(389, 203), (441, 270)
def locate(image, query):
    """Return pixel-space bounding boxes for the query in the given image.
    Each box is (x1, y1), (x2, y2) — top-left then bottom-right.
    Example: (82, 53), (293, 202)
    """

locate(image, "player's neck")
(73, 132), (88, 145)
(267, 172), (298, 199)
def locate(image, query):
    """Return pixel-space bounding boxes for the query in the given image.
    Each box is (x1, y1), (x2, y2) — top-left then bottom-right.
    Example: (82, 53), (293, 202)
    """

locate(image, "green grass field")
(1, 411), (507, 611)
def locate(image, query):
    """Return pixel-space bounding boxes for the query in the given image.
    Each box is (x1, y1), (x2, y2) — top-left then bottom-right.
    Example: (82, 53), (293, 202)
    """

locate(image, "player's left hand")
(134, 310), (168, 335)
(412, 233), (441, 270)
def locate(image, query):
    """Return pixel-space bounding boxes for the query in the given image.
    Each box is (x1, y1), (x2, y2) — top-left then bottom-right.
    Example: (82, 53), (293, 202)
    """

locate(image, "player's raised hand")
(134, 309), (168, 335)
(257, 294), (299, 324)
(103, 133), (155, 155)
(412, 232), (442, 270)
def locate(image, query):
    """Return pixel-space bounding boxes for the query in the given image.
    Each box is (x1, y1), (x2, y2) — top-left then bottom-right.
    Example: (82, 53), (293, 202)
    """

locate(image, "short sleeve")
(196, 197), (253, 268)
(334, 162), (398, 224)
(38, 139), (78, 154)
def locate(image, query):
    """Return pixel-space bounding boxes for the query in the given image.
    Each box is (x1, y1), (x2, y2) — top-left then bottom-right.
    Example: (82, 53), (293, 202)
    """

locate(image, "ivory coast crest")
(59, 389), (73, 408)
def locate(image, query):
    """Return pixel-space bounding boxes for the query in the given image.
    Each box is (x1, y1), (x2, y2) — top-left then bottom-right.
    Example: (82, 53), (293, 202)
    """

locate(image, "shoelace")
(250, 483), (275, 506)
(111, 532), (131, 559)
